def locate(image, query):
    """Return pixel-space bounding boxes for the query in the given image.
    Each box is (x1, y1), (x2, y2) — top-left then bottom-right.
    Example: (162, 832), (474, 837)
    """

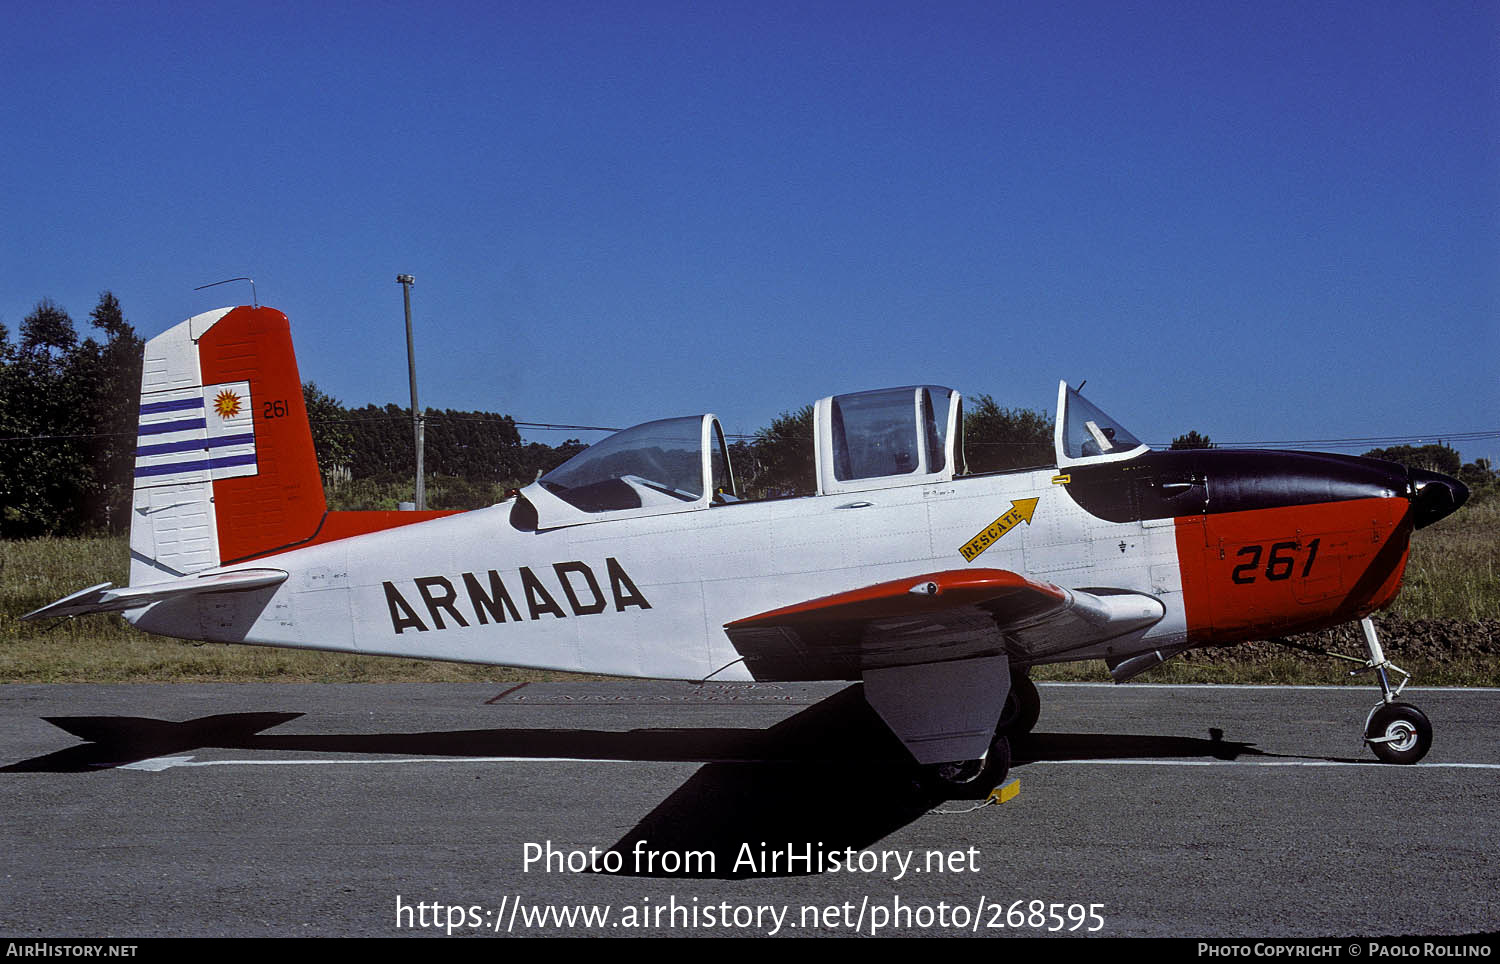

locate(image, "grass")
(2, 495), (1496, 684)
(1391, 494), (1499, 621)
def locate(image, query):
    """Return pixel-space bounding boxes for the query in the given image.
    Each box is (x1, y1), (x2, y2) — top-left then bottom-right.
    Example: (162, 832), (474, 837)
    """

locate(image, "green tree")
(0, 294), (147, 535)
(1170, 430), (1214, 450)
(516, 438), (586, 487)
(1459, 458), (1495, 489)
(1364, 443), (1461, 476)
(87, 292), (143, 532)
(742, 405), (814, 498)
(0, 300), (90, 535)
(18, 298), (78, 357)
(303, 382), (354, 479)
(1461, 459), (1496, 505)
(963, 394), (1053, 473)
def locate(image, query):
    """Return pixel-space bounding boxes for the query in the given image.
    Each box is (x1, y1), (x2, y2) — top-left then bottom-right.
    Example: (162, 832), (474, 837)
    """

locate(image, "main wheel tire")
(921, 734), (1012, 799)
(997, 675), (1041, 738)
(1365, 702), (1432, 765)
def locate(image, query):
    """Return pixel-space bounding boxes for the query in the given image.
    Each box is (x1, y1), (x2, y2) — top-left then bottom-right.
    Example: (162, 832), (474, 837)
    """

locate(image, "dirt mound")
(1178, 614), (1500, 666)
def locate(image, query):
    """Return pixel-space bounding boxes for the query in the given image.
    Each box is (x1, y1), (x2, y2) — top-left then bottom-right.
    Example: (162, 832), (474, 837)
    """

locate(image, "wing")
(22, 569), (288, 621)
(724, 567), (1164, 682)
(725, 568), (1165, 765)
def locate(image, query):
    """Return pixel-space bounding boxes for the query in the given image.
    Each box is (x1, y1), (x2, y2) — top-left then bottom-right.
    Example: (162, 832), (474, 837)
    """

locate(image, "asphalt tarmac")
(1, 680), (1496, 938)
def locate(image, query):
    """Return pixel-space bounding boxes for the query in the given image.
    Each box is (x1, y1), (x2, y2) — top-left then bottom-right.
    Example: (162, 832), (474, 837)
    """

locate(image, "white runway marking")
(1021, 759), (1500, 769)
(117, 755), (636, 771)
(1037, 682), (1500, 693)
(113, 754), (1500, 772)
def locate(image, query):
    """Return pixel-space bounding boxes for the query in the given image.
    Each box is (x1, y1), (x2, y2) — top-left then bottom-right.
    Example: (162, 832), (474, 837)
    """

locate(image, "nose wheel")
(1364, 702), (1432, 765)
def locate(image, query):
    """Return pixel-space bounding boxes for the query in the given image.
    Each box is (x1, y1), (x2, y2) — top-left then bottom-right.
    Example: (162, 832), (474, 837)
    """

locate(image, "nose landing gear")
(1272, 615), (1432, 764)
(1356, 617), (1431, 765)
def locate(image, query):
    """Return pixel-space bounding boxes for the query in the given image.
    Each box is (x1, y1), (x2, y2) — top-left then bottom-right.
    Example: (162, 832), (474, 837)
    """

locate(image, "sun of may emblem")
(213, 389), (243, 419)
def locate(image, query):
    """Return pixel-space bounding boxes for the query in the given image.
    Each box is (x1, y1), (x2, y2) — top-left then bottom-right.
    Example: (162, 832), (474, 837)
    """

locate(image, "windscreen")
(1061, 386), (1145, 460)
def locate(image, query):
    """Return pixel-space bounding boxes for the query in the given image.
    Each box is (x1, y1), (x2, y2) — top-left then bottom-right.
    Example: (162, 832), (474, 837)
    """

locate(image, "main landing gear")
(1279, 616), (1432, 764)
(997, 673), (1041, 739)
(920, 673), (1039, 797)
(922, 735), (1011, 799)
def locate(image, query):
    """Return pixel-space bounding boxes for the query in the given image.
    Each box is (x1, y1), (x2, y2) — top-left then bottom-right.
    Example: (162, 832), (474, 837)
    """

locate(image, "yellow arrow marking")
(958, 497), (1040, 562)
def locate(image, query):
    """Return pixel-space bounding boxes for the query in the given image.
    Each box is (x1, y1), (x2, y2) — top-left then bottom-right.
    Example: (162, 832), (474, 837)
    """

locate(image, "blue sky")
(2, 2), (1496, 460)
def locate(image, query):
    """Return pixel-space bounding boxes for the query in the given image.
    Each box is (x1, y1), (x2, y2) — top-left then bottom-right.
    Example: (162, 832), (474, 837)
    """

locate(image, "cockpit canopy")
(518, 380), (1146, 528)
(814, 385), (963, 495)
(1053, 381), (1150, 468)
(523, 414), (735, 525)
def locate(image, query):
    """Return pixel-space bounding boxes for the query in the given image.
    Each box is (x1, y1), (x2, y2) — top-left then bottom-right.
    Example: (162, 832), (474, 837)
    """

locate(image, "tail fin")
(130, 306), (326, 584)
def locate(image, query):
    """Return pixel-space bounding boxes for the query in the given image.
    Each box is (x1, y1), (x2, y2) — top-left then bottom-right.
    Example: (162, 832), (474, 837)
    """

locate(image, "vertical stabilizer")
(130, 306), (327, 585)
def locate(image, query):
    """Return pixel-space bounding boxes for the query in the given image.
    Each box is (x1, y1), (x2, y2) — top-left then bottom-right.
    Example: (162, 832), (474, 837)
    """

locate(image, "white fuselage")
(130, 467), (1187, 681)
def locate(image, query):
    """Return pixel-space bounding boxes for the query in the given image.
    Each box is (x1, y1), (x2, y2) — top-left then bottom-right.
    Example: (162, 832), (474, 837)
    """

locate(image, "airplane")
(24, 304), (1470, 795)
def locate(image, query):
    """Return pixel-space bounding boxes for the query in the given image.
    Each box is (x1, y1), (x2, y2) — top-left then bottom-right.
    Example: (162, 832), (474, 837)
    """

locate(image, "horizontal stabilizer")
(22, 569), (288, 621)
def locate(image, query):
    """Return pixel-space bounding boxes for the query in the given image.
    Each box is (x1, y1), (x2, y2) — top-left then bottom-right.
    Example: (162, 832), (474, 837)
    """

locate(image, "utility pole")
(397, 274), (425, 510)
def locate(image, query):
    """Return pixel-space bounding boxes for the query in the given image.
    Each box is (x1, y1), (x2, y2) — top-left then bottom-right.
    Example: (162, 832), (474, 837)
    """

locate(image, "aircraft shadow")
(1, 687), (910, 774)
(2, 691), (1358, 878)
(597, 688), (939, 879)
(1012, 728), (1266, 764)
(2, 689), (941, 879)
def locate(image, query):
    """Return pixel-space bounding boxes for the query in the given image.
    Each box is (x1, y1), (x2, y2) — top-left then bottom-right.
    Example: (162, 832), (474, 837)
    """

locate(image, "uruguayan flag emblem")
(134, 381), (258, 488)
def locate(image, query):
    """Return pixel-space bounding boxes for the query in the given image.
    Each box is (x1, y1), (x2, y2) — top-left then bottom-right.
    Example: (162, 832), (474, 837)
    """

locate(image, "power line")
(1, 412), (1496, 454)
